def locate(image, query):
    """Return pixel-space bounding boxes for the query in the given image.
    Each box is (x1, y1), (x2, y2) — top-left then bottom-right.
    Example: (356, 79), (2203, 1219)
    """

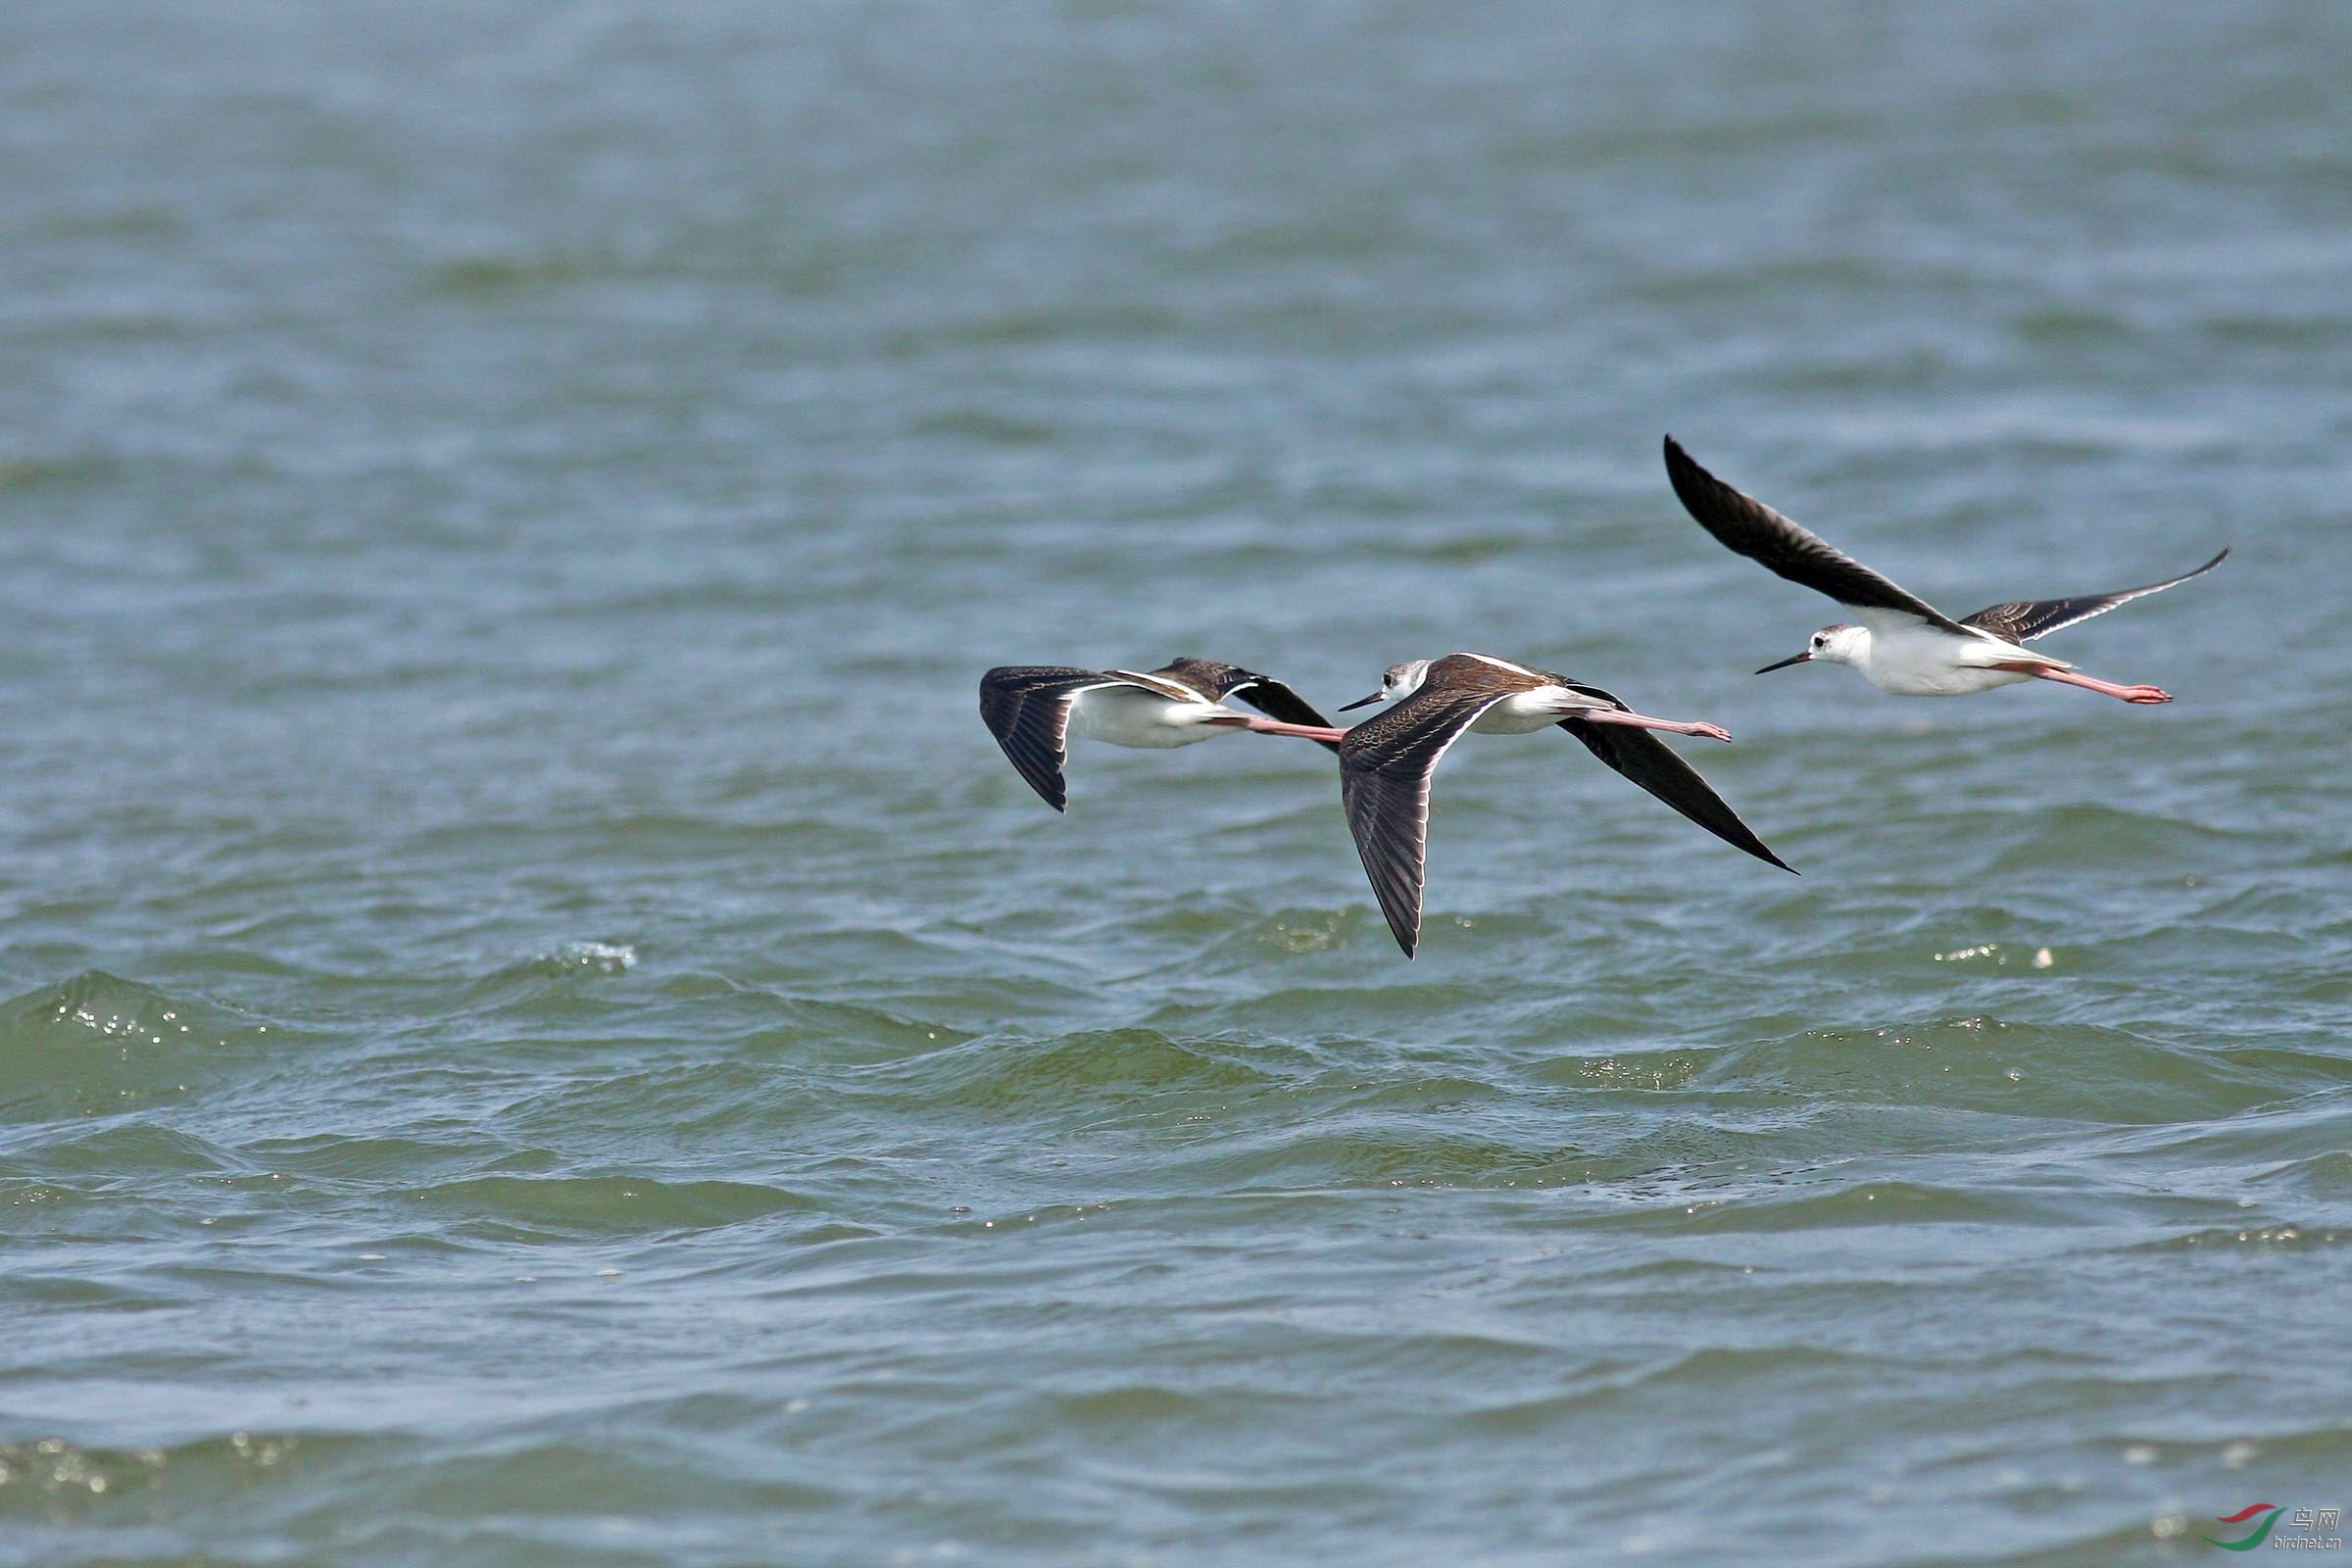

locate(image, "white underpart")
(1838, 612), (2069, 697)
(1472, 685), (1589, 733)
(1066, 686), (1241, 749)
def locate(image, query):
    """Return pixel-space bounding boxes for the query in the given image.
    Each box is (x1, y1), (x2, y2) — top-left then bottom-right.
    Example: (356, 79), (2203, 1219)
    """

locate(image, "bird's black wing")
(978, 665), (1124, 811)
(1551, 683), (1793, 874)
(1663, 434), (1975, 636)
(1338, 686), (1509, 958)
(1960, 546), (2230, 644)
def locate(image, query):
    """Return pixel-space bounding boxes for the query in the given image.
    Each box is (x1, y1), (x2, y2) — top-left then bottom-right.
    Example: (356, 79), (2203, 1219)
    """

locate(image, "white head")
(1758, 623), (1869, 674)
(1339, 659), (1432, 710)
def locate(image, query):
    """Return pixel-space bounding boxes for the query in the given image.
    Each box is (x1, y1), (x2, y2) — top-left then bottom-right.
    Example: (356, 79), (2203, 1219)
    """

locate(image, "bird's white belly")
(1865, 661), (2037, 697)
(1470, 689), (1578, 732)
(1859, 626), (2049, 697)
(1068, 688), (1234, 748)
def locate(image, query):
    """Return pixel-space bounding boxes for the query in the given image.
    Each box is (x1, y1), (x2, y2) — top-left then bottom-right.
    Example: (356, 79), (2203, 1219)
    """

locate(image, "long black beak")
(1337, 692), (1385, 711)
(1754, 651), (1813, 675)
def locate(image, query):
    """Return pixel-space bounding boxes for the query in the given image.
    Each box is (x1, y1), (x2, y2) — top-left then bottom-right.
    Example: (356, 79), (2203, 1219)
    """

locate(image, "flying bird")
(1335, 653), (1791, 957)
(980, 658), (1346, 811)
(1663, 435), (2228, 703)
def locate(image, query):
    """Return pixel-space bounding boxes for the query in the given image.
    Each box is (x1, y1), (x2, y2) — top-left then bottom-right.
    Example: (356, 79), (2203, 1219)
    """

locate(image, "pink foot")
(2032, 668), (2175, 705)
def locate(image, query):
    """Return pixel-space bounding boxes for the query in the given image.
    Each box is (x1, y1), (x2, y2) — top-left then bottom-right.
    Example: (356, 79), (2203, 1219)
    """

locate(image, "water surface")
(4, 3), (2351, 1563)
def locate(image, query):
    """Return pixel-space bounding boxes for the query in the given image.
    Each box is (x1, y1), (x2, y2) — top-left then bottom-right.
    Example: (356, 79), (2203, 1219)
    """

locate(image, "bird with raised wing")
(1663, 435), (2229, 704)
(979, 658), (1346, 811)
(1334, 653), (1792, 957)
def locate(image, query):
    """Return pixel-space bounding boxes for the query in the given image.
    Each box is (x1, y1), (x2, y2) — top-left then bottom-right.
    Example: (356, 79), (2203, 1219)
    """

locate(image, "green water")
(4, 3), (2350, 1563)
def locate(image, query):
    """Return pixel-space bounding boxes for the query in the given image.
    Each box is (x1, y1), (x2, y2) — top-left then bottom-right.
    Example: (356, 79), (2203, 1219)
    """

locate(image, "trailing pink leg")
(2031, 667), (2171, 705)
(1232, 715), (1352, 743)
(1556, 705), (1732, 743)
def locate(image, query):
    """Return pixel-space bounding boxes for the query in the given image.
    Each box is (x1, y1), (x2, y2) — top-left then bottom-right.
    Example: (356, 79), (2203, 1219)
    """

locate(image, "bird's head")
(1758, 623), (1866, 674)
(1339, 659), (1431, 710)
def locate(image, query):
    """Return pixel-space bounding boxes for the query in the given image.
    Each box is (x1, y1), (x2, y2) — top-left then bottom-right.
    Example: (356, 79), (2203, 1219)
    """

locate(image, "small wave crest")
(538, 941), (637, 976)
(454, 943), (643, 1010)
(0, 972), (261, 1124)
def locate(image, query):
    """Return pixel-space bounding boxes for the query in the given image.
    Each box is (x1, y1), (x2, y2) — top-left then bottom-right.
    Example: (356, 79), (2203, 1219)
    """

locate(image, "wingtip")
(1659, 432), (1717, 506)
(1382, 912), (1419, 959)
(1015, 769), (1068, 812)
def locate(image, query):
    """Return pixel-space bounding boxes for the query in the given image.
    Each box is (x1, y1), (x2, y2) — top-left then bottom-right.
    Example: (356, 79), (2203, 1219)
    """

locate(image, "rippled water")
(5, 3), (2351, 1563)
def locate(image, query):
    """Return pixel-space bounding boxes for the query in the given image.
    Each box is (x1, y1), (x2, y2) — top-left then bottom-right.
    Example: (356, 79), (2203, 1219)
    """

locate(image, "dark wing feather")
(1556, 725), (1793, 876)
(1545, 676), (1791, 871)
(1338, 687), (1507, 958)
(1150, 657), (1252, 697)
(1959, 546), (2230, 644)
(978, 665), (1119, 811)
(1663, 435), (1974, 636)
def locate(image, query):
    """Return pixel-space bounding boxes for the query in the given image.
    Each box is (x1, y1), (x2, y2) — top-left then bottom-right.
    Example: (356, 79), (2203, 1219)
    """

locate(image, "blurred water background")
(4, 2), (2351, 1563)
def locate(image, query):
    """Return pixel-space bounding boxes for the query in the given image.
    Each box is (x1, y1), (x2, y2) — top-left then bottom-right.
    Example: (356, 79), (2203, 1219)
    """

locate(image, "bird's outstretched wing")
(1960, 547), (2230, 644)
(1338, 686), (1510, 957)
(978, 665), (1125, 811)
(1663, 434), (1976, 637)
(1551, 682), (1792, 874)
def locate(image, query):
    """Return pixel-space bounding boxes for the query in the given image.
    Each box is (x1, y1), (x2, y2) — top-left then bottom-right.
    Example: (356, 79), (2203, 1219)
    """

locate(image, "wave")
(0, 972), (269, 1126)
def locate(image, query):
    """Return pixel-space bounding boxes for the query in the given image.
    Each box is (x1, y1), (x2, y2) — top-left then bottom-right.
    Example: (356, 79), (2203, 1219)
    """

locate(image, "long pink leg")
(2030, 668), (2171, 705)
(1231, 715), (1353, 743)
(1557, 705), (1732, 743)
